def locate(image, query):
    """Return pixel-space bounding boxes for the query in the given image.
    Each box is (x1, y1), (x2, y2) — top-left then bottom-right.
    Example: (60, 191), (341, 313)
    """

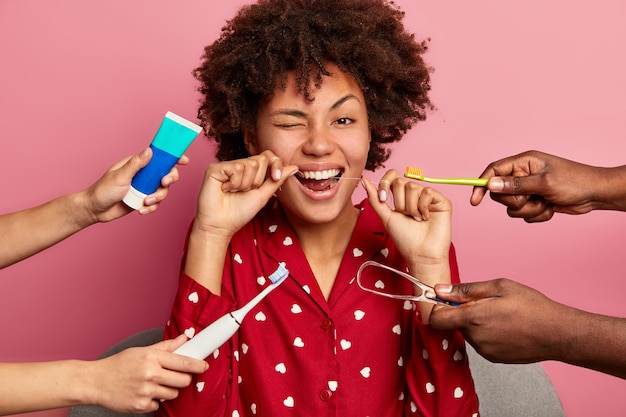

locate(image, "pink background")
(1, 1), (625, 416)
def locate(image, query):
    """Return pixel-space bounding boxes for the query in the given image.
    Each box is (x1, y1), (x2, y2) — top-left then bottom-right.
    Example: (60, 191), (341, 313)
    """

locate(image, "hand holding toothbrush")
(469, 150), (623, 222)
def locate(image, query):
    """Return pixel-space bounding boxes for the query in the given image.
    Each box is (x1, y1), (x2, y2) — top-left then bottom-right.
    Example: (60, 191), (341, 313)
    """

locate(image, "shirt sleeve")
(156, 271), (237, 417)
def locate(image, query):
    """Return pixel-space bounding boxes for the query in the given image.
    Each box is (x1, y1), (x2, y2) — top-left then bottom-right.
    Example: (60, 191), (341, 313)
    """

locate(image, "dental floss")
(123, 111), (202, 209)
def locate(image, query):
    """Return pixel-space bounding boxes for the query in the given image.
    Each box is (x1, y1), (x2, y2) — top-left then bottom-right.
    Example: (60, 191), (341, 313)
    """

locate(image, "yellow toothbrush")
(404, 166), (488, 187)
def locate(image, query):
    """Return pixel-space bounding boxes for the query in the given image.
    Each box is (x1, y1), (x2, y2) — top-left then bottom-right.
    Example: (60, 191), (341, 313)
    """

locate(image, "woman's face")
(245, 63), (371, 225)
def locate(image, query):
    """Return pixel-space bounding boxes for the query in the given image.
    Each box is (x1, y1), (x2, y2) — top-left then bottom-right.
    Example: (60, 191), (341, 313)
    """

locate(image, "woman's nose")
(302, 128), (335, 156)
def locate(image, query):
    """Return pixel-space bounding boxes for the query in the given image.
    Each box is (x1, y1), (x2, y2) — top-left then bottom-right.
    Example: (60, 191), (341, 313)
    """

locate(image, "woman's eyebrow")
(331, 94), (360, 111)
(270, 109), (307, 118)
(270, 94), (361, 117)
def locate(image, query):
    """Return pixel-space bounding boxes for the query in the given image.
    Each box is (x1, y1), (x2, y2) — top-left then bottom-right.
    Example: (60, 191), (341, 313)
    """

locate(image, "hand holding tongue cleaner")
(174, 264), (289, 360)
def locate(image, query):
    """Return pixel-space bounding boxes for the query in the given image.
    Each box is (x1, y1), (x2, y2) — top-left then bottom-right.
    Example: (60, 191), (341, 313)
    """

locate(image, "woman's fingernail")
(379, 189), (387, 202)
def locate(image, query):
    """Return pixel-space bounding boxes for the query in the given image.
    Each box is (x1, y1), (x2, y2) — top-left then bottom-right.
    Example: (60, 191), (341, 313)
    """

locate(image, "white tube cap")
(123, 186), (147, 210)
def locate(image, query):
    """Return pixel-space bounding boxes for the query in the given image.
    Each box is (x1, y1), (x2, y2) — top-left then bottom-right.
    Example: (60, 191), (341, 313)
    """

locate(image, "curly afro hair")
(194, 0), (433, 171)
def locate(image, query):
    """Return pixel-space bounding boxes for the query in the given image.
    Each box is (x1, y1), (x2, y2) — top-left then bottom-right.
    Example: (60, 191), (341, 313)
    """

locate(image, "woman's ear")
(243, 129), (258, 155)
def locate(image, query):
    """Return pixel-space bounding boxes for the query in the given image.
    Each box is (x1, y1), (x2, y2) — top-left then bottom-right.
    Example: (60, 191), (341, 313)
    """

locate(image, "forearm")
(183, 221), (231, 295)
(0, 360), (95, 415)
(555, 307), (626, 379)
(0, 191), (95, 269)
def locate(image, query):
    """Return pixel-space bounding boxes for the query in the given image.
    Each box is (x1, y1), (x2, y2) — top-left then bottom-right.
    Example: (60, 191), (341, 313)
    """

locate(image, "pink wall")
(1, 1), (625, 416)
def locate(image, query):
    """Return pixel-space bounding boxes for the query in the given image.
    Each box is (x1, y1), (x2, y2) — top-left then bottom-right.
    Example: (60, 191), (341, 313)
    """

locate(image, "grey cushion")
(467, 344), (565, 417)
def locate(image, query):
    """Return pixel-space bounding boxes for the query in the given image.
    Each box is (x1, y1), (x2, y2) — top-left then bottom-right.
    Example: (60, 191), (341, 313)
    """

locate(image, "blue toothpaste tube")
(123, 111), (202, 209)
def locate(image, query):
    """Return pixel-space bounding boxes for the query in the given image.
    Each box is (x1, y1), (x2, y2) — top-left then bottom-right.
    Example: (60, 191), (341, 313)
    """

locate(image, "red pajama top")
(157, 198), (479, 417)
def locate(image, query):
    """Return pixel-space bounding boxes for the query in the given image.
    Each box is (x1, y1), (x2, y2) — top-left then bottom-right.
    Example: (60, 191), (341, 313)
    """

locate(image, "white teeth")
(299, 169), (341, 180)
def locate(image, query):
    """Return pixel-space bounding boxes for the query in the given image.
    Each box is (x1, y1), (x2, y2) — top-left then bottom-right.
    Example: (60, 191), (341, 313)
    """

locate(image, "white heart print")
(283, 236), (293, 246)
(242, 343), (249, 354)
(442, 338), (449, 350)
(283, 397), (294, 407)
(354, 310), (365, 320)
(360, 367), (371, 378)
(184, 327), (195, 339)
(340, 339), (352, 350)
(293, 337), (304, 347)
(268, 224), (278, 233)
(392, 324), (402, 335)
(426, 382), (435, 394)
(250, 404), (257, 415)
(275, 363), (287, 374)
(375, 280), (385, 289)
(380, 247), (389, 258)
(453, 350), (463, 361)
(196, 381), (205, 392)
(454, 387), (464, 398)
(353, 248), (363, 257)
(328, 381), (338, 391)
(291, 304), (302, 314)
(234, 254), (243, 264)
(256, 276), (266, 286)
(188, 291), (199, 303)
(255, 311), (267, 321)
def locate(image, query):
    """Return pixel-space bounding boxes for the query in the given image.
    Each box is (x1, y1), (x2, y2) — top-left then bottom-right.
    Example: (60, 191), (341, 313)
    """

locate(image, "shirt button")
(320, 318), (332, 330)
(319, 389), (333, 401)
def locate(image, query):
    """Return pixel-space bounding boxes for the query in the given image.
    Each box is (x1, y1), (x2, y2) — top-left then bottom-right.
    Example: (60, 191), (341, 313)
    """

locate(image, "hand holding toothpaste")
(83, 146), (190, 222)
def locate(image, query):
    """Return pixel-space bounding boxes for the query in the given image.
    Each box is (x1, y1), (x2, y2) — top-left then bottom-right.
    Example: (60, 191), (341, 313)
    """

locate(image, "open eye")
(334, 117), (354, 126)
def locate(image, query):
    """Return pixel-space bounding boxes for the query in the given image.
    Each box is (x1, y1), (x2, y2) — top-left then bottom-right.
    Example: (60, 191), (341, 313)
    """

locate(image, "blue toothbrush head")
(268, 263), (289, 284)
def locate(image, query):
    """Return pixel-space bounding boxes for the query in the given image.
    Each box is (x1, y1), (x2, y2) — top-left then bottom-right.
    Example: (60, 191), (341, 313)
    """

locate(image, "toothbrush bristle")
(405, 166), (423, 177)
(268, 264), (289, 284)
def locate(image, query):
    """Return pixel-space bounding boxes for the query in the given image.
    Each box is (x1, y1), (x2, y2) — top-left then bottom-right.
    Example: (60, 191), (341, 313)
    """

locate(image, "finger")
(504, 197), (553, 221)
(161, 167), (180, 188)
(268, 155), (283, 181)
(152, 366), (194, 389)
(428, 304), (467, 330)
(119, 148), (152, 175)
(151, 336), (209, 374)
(488, 174), (546, 196)
(390, 180), (422, 220)
(433, 281), (499, 303)
(470, 185), (488, 206)
(362, 177), (393, 221)
(176, 154), (191, 166)
(489, 192), (531, 211)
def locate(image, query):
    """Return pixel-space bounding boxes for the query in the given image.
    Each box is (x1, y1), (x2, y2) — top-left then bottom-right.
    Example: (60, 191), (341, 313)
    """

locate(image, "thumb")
(488, 174), (542, 195)
(151, 333), (188, 352)
(116, 147), (153, 177)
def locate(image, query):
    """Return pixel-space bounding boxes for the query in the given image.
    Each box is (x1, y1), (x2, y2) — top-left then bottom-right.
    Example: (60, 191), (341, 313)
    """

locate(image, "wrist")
(70, 190), (99, 229)
(407, 258), (451, 286)
(592, 166), (626, 211)
(64, 360), (98, 407)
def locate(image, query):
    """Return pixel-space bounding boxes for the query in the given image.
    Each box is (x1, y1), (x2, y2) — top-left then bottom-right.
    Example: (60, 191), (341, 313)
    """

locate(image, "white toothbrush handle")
(173, 313), (240, 359)
(173, 283), (280, 360)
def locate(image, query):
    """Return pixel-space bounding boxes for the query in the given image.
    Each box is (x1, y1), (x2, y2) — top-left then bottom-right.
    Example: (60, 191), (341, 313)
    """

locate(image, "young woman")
(159, 1), (479, 416)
